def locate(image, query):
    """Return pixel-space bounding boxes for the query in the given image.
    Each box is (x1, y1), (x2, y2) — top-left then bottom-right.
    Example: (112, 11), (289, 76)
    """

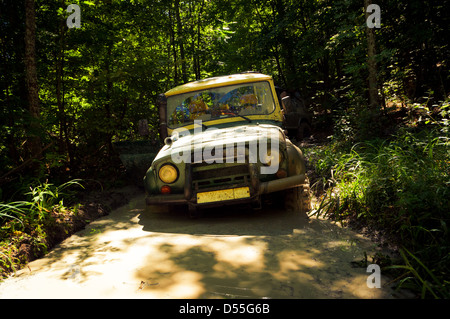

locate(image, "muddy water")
(0, 193), (410, 299)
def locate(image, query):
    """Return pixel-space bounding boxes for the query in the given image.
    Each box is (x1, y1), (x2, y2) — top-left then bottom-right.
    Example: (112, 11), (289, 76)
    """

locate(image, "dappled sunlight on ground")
(0, 194), (411, 299)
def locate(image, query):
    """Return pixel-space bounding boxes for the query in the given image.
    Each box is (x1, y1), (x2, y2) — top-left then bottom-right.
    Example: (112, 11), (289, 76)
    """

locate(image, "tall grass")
(308, 124), (449, 297)
(387, 247), (450, 299)
(0, 179), (83, 226)
(0, 179), (83, 278)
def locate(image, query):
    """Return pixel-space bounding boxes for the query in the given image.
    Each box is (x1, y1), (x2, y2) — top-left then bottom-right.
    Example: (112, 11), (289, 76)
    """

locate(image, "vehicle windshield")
(167, 81), (275, 128)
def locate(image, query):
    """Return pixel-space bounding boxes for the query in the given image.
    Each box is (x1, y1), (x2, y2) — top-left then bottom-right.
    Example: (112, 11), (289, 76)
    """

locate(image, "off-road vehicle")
(143, 72), (311, 216)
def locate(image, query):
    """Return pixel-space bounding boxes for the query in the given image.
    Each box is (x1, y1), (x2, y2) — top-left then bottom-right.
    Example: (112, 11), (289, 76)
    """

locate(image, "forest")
(1, 0), (449, 298)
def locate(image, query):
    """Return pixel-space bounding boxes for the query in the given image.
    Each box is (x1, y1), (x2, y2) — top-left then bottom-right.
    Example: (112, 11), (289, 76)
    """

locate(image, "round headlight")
(158, 164), (178, 184)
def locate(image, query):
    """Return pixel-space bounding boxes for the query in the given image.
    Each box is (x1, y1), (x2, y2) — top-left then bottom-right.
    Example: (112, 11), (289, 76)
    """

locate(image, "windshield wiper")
(233, 114), (252, 123)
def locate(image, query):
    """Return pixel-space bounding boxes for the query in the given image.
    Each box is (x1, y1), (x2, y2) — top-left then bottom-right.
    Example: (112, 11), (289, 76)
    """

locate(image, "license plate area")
(196, 187), (250, 204)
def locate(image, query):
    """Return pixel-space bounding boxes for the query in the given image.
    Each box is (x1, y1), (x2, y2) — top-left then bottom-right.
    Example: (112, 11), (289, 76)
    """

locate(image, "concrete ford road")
(144, 72), (311, 217)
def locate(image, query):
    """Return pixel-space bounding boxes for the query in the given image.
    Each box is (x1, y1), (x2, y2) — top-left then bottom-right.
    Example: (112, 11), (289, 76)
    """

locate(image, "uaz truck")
(143, 72), (311, 217)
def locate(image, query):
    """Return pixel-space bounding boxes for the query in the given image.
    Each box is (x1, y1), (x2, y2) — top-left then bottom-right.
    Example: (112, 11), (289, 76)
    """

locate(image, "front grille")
(193, 164), (248, 180)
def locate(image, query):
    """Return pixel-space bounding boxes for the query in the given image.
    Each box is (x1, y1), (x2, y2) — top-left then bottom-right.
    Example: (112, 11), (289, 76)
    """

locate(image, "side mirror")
(164, 131), (179, 146)
(164, 136), (173, 146)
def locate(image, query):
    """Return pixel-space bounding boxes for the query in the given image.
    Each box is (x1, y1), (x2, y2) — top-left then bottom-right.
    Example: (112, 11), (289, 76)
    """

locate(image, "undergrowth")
(306, 99), (450, 298)
(0, 179), (84, 279)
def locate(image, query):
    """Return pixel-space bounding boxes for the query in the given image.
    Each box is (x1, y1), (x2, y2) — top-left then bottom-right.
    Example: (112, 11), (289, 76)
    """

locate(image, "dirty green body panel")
(113, 140), (160, 186)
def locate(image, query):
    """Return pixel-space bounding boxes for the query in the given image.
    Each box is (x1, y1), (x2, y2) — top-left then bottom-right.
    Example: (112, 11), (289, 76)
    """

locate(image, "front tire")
(284, 181), (311, 214)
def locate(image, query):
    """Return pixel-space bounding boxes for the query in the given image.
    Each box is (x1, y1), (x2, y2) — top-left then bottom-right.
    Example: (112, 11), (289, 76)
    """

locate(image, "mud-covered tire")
(284, 181), (311, 214)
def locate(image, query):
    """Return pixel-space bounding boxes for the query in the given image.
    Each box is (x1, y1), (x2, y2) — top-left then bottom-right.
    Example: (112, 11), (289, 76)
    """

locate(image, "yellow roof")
(164, 73), (273, 96)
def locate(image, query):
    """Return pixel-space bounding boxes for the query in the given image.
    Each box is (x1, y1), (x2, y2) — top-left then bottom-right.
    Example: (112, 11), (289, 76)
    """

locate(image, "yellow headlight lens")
(158, 164), (178, 184)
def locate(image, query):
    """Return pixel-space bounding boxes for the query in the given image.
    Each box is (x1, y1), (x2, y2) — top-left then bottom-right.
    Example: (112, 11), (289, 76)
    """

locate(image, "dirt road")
(0, 189), (410, 299)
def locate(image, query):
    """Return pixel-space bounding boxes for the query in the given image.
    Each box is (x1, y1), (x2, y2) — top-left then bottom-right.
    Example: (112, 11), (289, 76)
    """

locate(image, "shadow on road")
(138, 202), (310, 237)
(1, 193), (411, 299)
(134, 198), (403, 298)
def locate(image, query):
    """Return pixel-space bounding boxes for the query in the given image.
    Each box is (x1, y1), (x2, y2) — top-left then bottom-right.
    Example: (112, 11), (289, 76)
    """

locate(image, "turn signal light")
(161, 185), (171, 194)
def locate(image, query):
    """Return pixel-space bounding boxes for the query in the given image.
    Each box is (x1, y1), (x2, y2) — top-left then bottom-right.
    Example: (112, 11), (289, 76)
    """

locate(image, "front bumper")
(145, 172), (306, 207)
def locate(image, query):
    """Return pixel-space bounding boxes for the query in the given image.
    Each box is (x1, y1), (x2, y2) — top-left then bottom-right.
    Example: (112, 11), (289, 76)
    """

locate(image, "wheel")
(284, 181), (311, 214)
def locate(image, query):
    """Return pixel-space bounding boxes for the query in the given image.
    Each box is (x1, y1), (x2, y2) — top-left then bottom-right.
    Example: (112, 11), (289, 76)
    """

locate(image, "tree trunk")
(274, 0), (296, 88)
(56, 18), (65, 151)
(56, 14), (74, 167)
(365, 0), (379, 109)
(273, 46), (287, 88)
(175, 0), (187, 83)
(24, 0), (42, 159)
(194, 0), (205, 80)
(169, 6), (178, 86)
(104, 43), (114, 154)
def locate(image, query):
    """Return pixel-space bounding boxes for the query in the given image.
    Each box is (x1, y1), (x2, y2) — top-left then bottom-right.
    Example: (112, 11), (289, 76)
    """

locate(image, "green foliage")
(0, 179), (83, 228)
(25, 179), (83, 221)
(0, 179), (84, 278)
(309, 104), (450, 297)
(387, 248), (449, 299)
(1, 0), (449, 179)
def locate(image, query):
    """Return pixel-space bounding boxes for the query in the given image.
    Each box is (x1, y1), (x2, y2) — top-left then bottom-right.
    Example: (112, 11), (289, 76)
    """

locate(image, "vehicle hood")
(153, 124), (285, 163)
